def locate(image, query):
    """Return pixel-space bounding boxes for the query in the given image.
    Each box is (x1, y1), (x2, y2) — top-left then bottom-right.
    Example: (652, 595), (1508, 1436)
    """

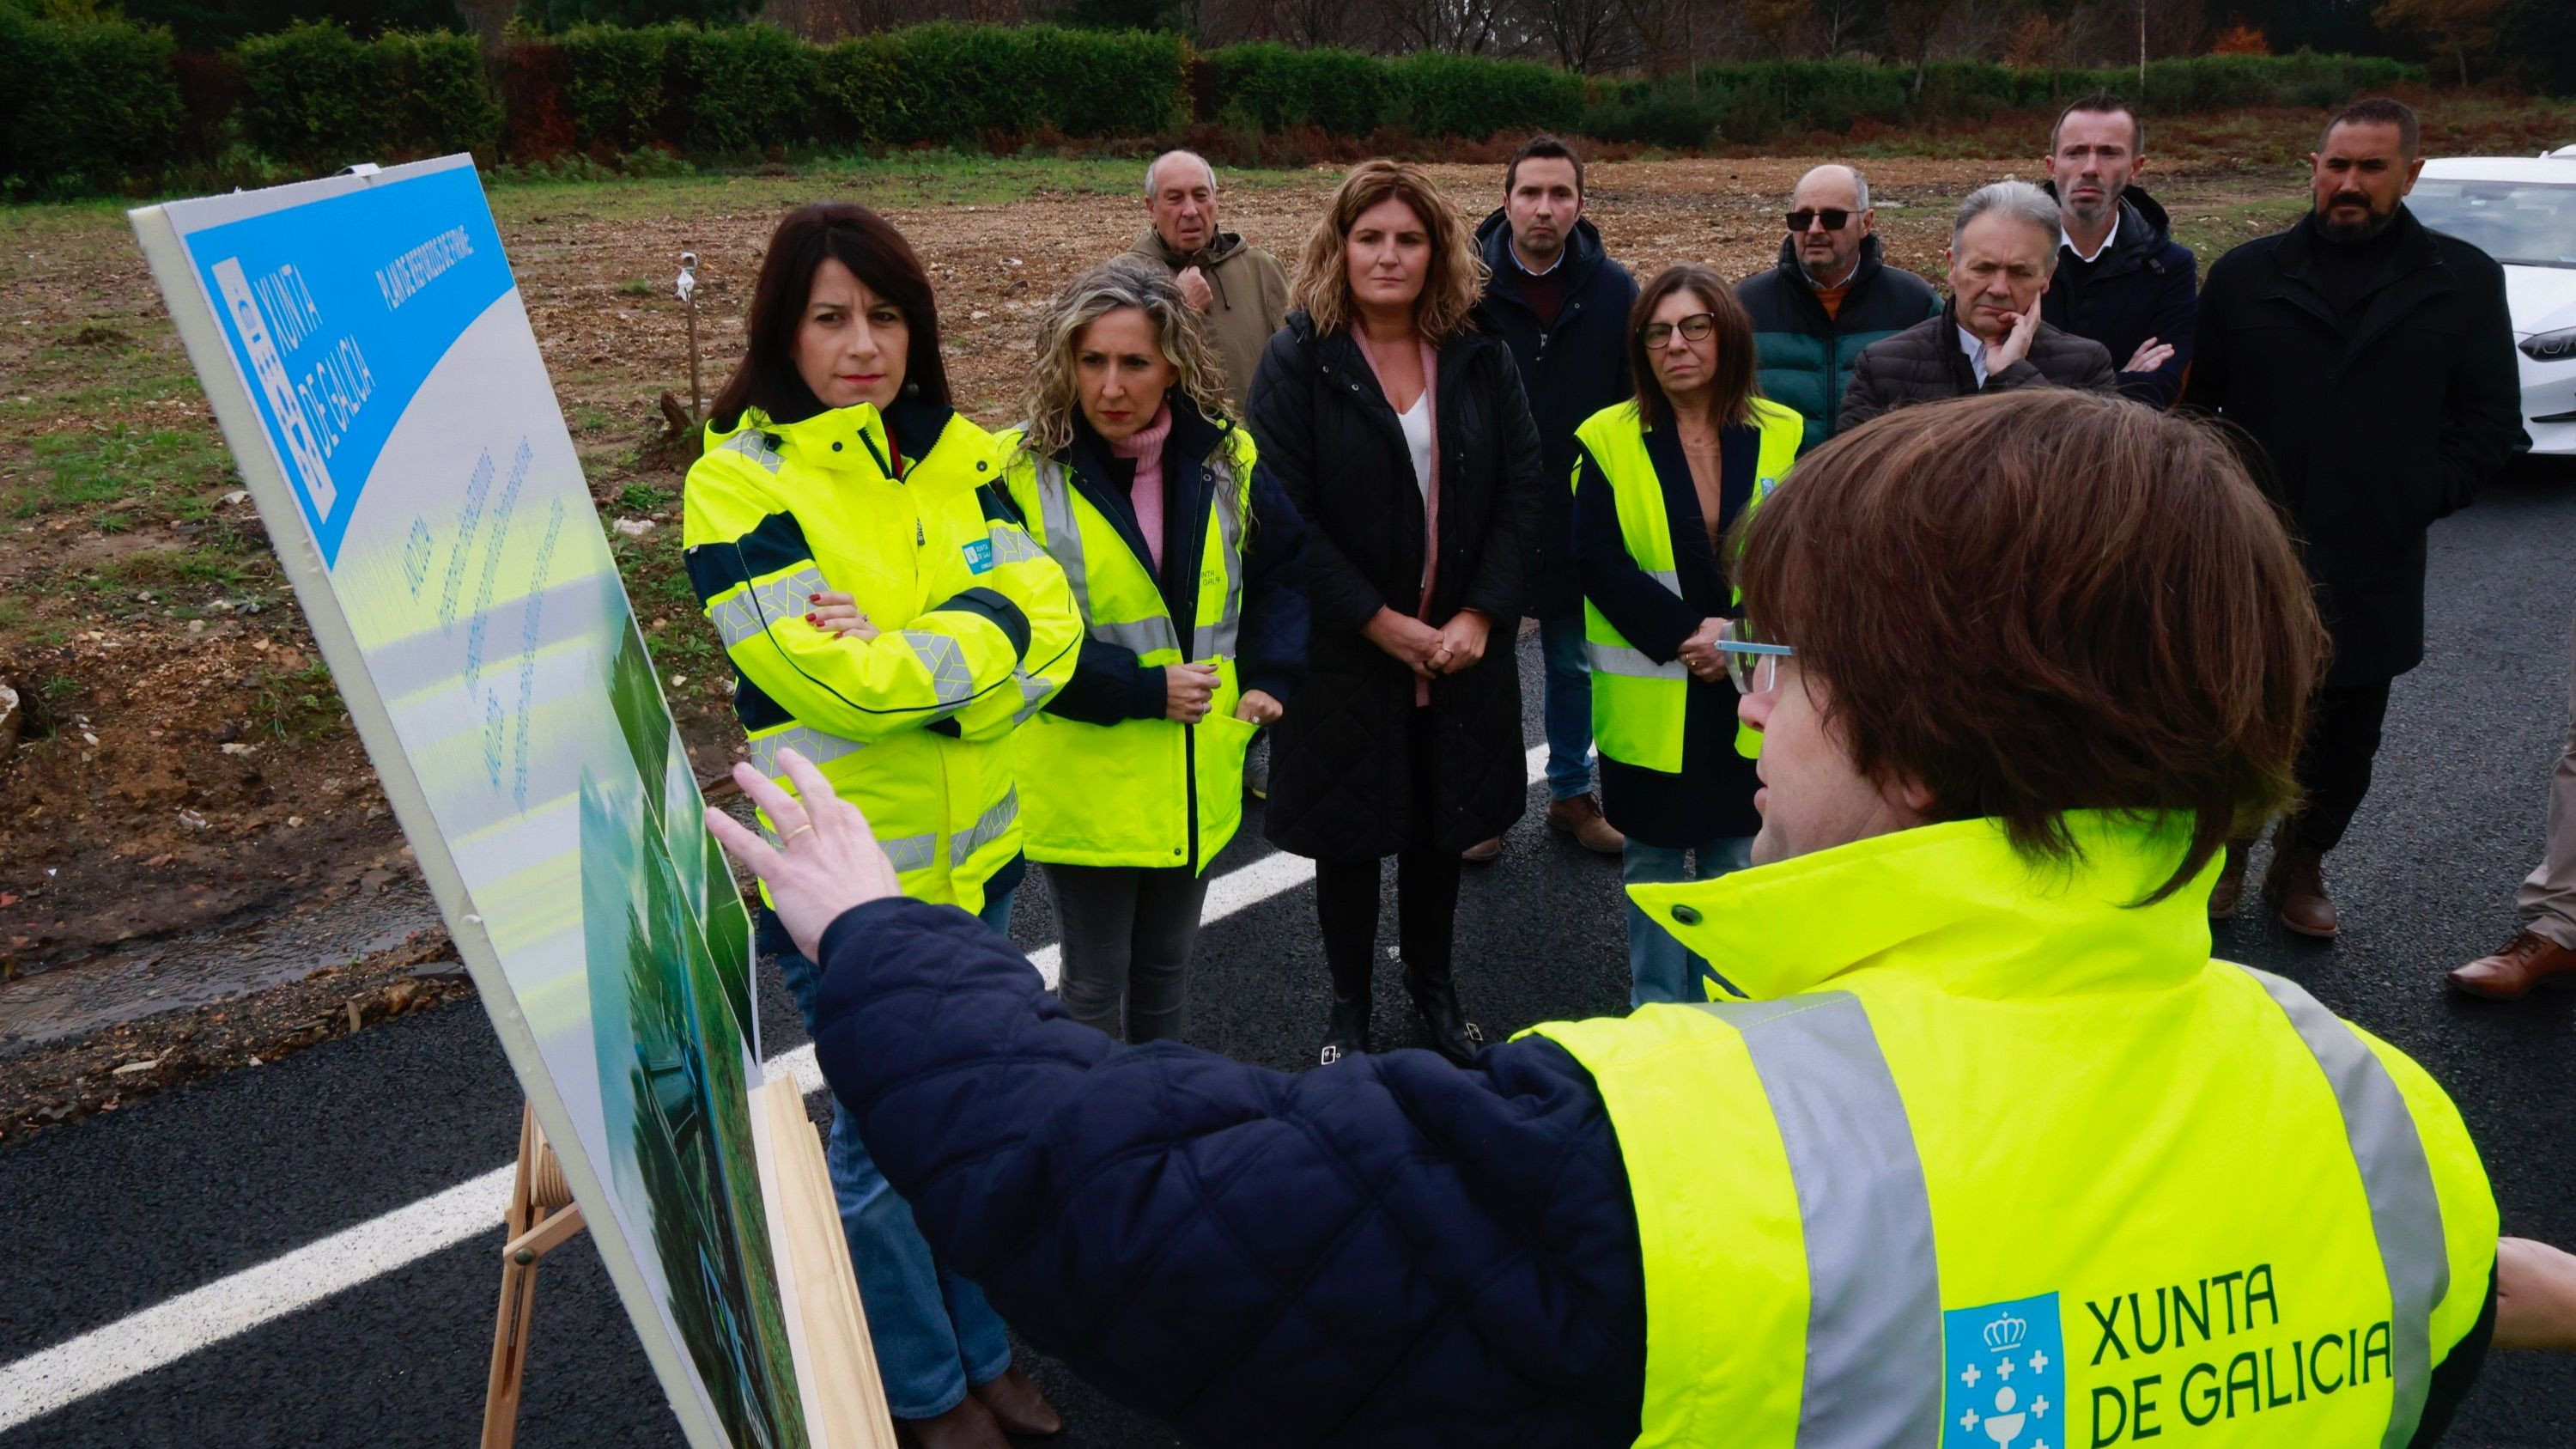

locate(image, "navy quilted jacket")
(807, 897), (1646, 1447)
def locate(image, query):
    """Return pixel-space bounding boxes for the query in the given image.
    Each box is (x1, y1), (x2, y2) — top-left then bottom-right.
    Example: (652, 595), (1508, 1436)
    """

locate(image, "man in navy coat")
(2039, 92), (2193, 407)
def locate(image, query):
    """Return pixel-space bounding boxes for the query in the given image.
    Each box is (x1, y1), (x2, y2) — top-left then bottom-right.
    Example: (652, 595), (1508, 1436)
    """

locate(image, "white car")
(2410, 149), (2576, 456)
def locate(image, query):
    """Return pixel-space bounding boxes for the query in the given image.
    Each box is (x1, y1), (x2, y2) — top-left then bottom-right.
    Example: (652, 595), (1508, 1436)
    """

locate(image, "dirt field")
(0, 136), (2456, 1129)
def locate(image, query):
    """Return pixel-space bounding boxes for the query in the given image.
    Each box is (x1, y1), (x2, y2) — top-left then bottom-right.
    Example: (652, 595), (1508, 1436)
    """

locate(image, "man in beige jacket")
(1122, 150), (1291, 411)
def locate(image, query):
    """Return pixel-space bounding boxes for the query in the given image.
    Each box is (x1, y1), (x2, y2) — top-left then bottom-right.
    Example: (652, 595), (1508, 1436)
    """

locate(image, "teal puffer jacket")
(1735, 233), (1941, 455)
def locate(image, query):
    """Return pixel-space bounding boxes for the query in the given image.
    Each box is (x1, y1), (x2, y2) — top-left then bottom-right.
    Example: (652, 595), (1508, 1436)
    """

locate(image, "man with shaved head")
(1121, 149), (1291, 411)
(1736, 162), (1941, 454)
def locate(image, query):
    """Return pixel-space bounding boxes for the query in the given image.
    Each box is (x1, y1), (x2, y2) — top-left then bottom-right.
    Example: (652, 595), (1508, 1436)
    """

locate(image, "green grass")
(13, 423), (237, 520)
(617, 481), (665, 513)
(246, 661), (349, 742)
(614, 528), (724, 685)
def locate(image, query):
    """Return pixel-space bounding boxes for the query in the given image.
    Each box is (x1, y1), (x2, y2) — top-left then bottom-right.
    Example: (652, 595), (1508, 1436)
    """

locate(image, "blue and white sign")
(132, 156), (805, 1449)
(1944, 1292), (2069, 1449)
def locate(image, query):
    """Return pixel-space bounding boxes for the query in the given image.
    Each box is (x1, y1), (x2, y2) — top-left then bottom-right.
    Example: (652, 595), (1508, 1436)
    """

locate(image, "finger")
(775, 748), (866, 849)
(732, 759), (808, 837)
(706, 805), (787, 880)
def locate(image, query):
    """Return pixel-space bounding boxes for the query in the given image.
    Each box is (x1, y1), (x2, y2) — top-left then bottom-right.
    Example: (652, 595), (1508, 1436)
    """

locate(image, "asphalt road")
(4, 469), (2574, 1448)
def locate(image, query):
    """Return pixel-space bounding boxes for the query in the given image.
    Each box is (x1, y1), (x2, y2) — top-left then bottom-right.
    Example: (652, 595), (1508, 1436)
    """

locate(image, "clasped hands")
(1676, 617), (1732, 685)
(1364, 606), (1490, 680)
(810, 590), (1278, 728)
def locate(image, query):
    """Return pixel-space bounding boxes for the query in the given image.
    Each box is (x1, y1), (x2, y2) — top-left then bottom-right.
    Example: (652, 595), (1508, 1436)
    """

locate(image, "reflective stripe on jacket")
(1534, 813), (2497, 1449)
(999, 422), (1261, 871)
(681, 399), (1081, 911)
(1575, 396), (1802, 773)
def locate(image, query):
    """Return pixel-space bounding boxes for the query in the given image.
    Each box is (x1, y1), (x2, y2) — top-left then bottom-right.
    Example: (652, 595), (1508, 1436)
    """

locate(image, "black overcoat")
(2185, 208), (2524, 686)
(1248, 313), (1545, 861)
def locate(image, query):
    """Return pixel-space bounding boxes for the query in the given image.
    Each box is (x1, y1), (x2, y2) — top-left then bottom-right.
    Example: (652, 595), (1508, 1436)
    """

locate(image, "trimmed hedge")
(1, 19), (2433, 198)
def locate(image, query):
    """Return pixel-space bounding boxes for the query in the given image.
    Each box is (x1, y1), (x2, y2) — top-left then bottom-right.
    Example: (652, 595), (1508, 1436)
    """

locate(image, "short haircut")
(1728, 390), (2324, 902)
(2051, 90), (2143, 154)
(1291, 160), (1489, 344)
(1626, 265), (1760, 432)
(1797, 163), (1868, 212)
(708, 202), (948, 429)
(1953, 180), (2064, 271)
(1145, 150), (1217, 198)
(2323, 97), (2421, 159)
(1506, 135), (1584, 198)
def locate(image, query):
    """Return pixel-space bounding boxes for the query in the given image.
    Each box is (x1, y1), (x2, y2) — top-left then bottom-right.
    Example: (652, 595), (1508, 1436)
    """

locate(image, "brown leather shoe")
(895, 1395), (1010, 1449)
(2263, 840), (2339, 939)
(1461, 835), (1504, 863)
(1546, 794), (1625, 855)
(2208, 840), (2251, 919)
(2450, 929), (2576, 1000)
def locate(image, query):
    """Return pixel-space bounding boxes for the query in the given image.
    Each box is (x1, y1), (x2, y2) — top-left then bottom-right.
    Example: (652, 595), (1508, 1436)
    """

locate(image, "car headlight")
(2524, 326), (2576, 362)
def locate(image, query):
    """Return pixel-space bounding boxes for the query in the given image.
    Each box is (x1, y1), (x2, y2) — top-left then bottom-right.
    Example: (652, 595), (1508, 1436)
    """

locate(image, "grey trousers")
(2518, 621), (2576, 948)
(1047, 862), (1210, 1044)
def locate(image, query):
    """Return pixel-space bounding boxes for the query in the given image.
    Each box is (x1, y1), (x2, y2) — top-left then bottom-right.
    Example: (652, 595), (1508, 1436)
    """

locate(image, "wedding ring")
(780, 823), (815, 848)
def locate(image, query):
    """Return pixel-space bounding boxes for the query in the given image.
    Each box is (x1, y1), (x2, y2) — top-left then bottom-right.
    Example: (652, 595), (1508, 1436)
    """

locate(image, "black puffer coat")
(1838, 299), (2118, 431)
(1249, 313), (1544, 861)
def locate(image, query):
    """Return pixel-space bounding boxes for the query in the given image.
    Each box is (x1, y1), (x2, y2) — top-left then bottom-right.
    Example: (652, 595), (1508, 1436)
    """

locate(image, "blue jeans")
(1622, 837), (1752, 1008)
(1539, 610), (1595, 802)
(767, 886), (1018, 1418)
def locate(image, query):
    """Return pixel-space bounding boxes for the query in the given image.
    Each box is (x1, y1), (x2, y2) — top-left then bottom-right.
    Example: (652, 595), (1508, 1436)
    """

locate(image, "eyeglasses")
(1638, 313), (1717, 348)
(1785, 209), (1852, 233)
(1716, 622), (1795, 696)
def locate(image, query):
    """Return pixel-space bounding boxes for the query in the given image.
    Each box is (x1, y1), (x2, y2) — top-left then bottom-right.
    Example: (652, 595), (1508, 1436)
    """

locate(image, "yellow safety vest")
(998, 423), (1261, 872)
(1533, 813), (2496, 1449)
(681, 401), (1082, 913)
(1574, 397), (1803, 772)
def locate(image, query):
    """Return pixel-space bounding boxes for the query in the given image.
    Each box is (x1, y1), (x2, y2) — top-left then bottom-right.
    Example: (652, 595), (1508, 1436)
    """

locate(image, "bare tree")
(1519, 0), (1647, 70)
(1386, 0), (1515, 54)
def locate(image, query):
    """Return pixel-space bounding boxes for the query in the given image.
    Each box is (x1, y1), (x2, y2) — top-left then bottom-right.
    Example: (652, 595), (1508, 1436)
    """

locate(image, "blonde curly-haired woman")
(995, 259), (1309, 1044)
(1248, 160), (1546, 1067)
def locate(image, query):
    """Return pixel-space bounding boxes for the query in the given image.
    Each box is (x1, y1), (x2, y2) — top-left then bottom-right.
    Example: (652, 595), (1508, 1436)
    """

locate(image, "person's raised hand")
(1363, 607), (1444, 679)
(806, 589), (878, 642)
(1431, 609), (1491, 674)
(1175, 265), (1215, 313)
(704, 748), (900, 963)
(2497, 1235), (2576, 1351)
(1989, 307), (2041, 374)
(1234, 688), (1283, 726)
(2123, 336), (2177, 375)
(1166, 661), (1220, 722)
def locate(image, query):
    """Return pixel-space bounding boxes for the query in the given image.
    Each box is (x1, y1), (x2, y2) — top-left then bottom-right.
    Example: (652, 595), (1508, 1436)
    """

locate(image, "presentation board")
(131, 155), (817, 1449)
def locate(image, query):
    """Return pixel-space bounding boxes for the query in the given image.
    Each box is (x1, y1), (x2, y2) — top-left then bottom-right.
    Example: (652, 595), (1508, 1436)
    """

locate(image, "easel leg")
(482, 1103), (583, 1449)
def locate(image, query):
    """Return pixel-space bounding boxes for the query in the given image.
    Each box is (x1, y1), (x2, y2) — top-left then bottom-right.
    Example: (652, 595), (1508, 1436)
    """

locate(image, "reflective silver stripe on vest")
(1191, 452), (1249, 660)
(1093, 616), (1181, 659)
(880, 832), (939, 873)
(1646, 567), (1680, 594)
(715, 429), (786, 473)
(987, 521), (1044, 565)
(1692, 992), (1944, 1446)
(1038, 456), (1233, 664)
(1011, 669), (1052, 724)
(1587, 640), (1688, 681)
(2245, 968), (2448, 1447)
(746, 723), (866, 779)
(950, 786), (1018, 868)
(899, 630), (973, 705)
(708, 566), (829, 650)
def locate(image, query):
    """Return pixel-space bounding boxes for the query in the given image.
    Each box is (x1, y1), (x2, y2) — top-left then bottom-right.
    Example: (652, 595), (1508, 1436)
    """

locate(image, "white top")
(2059, 208), (2121, 265)
(1956, 326), (1991, 387)
(1398, 393), (1434, 503)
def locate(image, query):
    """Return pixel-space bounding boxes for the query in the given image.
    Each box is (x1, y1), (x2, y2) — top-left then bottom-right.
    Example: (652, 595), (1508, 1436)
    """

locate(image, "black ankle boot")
(1403, 961), (1484, 1066)
(1320, 992), (1370, 1065)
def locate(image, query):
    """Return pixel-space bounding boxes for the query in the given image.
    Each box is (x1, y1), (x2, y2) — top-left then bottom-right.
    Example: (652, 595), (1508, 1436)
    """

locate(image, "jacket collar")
(2271, 205), (2449, 354)
(1475, 209), (1606, 301)
(1133, 225), (1244, 270)
(2038, 183), (2172, 274)
(1631, 811), (2216, 1002)
(719, 399), (901, 478)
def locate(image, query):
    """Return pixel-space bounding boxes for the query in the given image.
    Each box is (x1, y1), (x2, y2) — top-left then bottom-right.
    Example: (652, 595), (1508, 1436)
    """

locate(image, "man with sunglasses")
(1736, 163), (1941, 455)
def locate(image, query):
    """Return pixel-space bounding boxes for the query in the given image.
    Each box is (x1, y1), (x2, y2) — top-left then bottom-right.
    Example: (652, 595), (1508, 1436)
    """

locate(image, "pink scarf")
(1109, 404), (1175, 572)
(1352, 329), (1440, 706)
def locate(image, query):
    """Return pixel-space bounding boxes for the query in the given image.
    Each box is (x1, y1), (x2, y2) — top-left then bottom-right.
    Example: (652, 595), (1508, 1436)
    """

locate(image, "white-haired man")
(1840, 179), (2118, 430)
(1121, 150), (1291, 411)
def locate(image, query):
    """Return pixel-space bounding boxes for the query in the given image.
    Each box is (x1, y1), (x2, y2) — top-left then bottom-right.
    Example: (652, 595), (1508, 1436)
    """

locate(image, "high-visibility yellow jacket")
(1532, 813), (2496, 1449)
(681, 398), (1081, 914)
(996, 413), (1265, 873)
(1573, 396), (1803, 770)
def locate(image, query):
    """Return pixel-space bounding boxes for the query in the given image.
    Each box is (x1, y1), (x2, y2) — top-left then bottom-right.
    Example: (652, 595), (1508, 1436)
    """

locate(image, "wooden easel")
(481, 1104), (587, 1449)
(478, 1084), (896, 1448)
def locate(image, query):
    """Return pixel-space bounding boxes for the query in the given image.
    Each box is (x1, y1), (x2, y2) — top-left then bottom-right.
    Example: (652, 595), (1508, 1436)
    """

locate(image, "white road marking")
(0, 746), (1549, 1428)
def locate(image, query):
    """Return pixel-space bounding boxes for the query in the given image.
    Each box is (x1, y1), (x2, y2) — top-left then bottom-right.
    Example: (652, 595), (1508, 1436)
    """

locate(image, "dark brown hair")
(2051, 89), (2143, 153)
(1627, 265), (1759, 432)
(1729, 389), (2327, 900)
(2323, 96), (2421, 158)
(708, 202), (950, 430)
(1505, 135), (1584, 198)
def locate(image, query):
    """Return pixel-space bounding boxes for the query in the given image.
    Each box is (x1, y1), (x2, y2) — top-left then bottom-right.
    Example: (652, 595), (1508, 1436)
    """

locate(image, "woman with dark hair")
(712, 389), (2561, 1448)
(1246, 159), (1545, 1067)
(679, 201), (1076, 1448)
(1572, 265), (1804, 1007)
